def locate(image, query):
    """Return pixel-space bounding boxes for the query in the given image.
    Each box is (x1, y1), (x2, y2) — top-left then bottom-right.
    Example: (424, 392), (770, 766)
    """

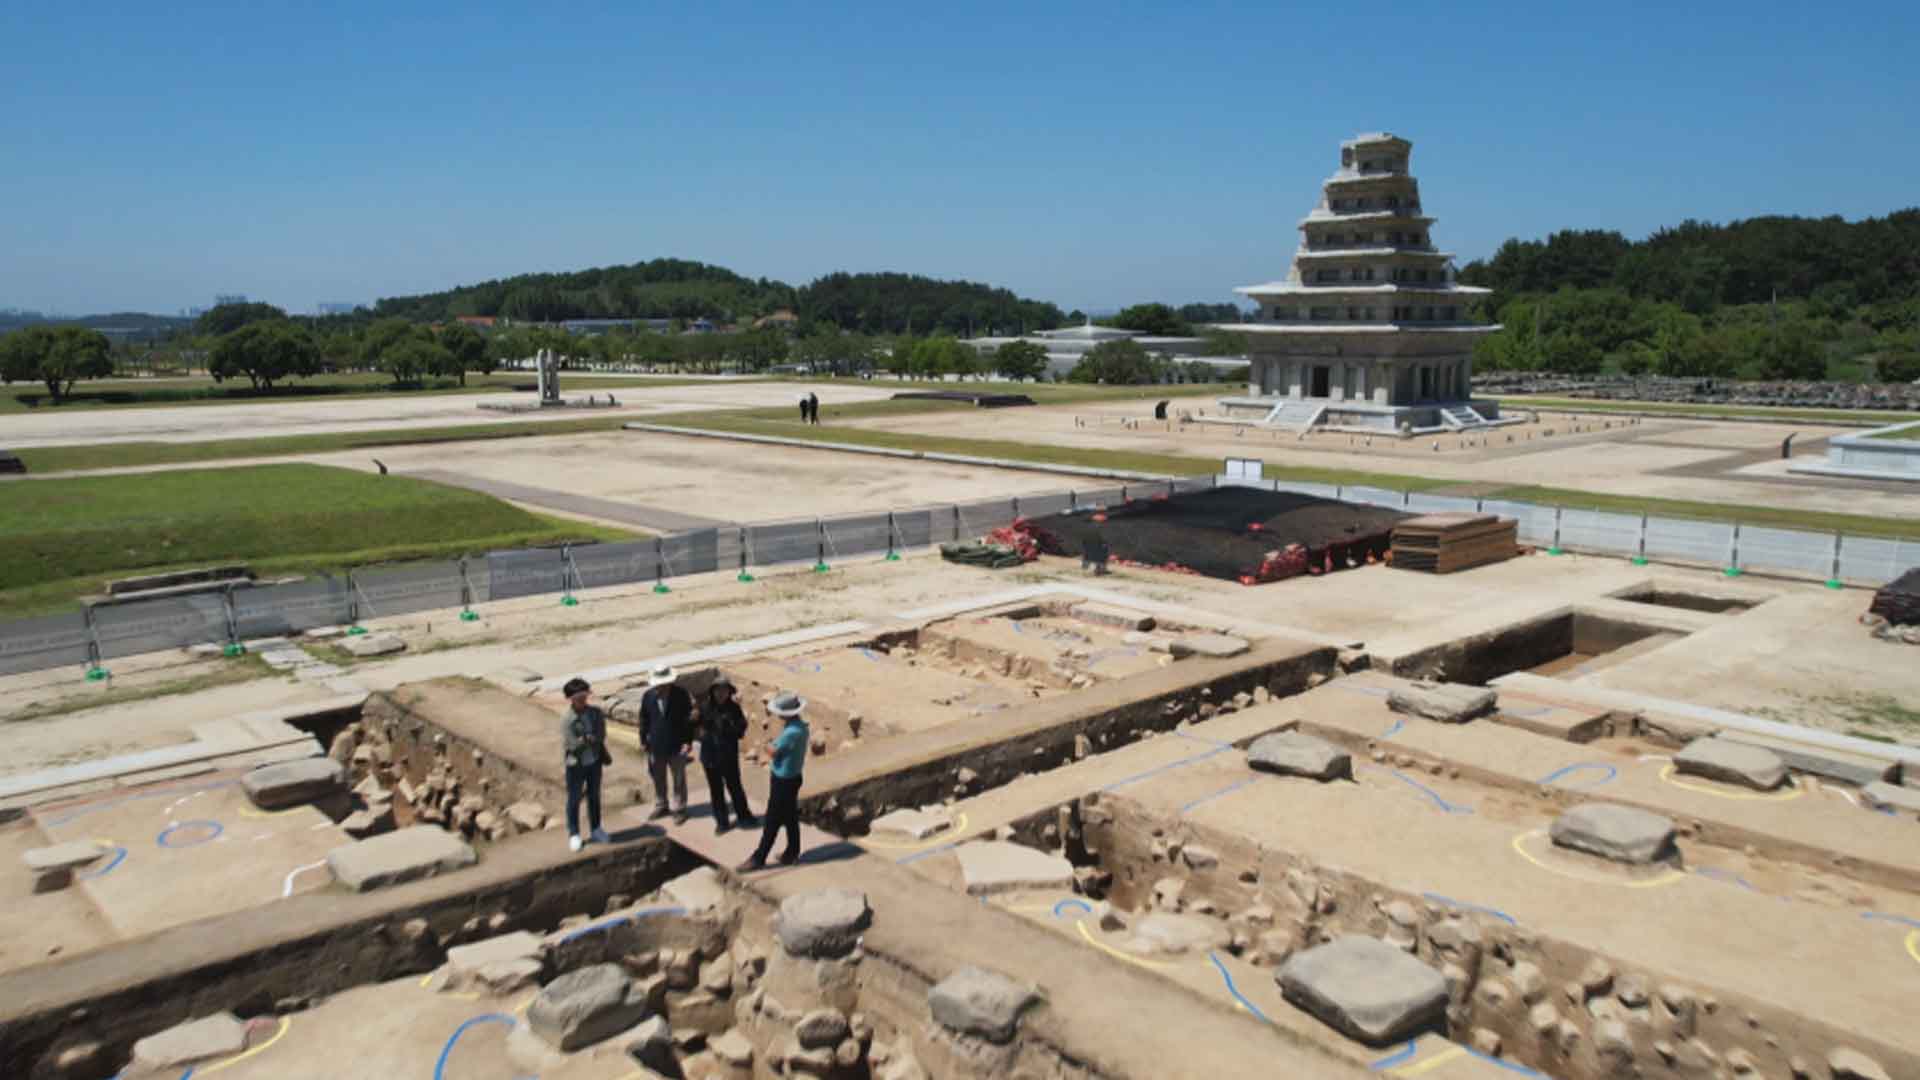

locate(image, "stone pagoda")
(1220, 132), (1502, 433)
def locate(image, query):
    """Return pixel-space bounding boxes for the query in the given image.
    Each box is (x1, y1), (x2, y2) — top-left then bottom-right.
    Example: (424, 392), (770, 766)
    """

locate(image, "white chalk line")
(282, 860), (329, 897)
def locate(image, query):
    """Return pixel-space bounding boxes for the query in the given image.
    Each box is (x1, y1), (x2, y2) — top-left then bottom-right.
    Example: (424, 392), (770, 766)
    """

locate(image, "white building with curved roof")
(1218, 133), (1504, 432)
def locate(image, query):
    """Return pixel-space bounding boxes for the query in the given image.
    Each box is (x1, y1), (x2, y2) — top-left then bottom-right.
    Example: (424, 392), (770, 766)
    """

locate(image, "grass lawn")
(1864, 421), (1920, 440)
(0, 371), (742, 414)
(0, 464), (632, 616)
(1496, 395), (1920, 426)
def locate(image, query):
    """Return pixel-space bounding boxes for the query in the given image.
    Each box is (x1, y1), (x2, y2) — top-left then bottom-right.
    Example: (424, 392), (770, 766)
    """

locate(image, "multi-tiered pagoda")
(1222, 133), (1502, 433)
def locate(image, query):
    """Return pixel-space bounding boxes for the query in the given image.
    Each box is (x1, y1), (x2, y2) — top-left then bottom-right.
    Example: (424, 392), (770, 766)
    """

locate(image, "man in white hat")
(738, 690), (809, 870)
(638, 664), (693, 823)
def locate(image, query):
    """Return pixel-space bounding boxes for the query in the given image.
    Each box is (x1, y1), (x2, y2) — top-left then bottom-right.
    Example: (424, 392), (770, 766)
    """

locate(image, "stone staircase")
(1262, 400), (1326, 430)
(1439, 405), (1491, 430)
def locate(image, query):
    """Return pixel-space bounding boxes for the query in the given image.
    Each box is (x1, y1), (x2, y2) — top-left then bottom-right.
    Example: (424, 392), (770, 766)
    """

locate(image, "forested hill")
(1459, 209), (1920, 310)
(371, 259), (1067, 334)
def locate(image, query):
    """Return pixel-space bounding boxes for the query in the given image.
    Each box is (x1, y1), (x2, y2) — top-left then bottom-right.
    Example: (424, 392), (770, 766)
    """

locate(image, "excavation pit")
(1395, 610), (1686, 685)
(1613, 587), (1758, 615)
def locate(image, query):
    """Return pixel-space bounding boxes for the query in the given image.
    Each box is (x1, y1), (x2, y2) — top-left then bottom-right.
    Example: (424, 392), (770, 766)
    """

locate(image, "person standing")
(559, 677), (610, 852)
(807, 391), (821, 424)
(797, 393), (810, 422)
(697, 675), (757, 833)
(639, 665), (693, 824)
(737, 691), (808, 870)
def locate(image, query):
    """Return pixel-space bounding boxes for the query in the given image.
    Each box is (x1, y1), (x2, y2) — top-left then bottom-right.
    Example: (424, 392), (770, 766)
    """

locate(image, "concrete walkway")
(407, 468), (729, 532)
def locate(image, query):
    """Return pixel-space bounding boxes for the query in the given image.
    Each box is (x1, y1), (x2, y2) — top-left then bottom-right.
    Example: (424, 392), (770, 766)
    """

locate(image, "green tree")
(1756, 321), (1827, 380)
(438, 323), (489, 385)
(0, 325), (115, 401)
(992, 340), (1048, 381)
(1108, 303), (1191, 336)
(195, 301), (286, 337)
(380, 339), (448, 386)
(208, 321), (321, 390)
(1069, 339), (1161, 384)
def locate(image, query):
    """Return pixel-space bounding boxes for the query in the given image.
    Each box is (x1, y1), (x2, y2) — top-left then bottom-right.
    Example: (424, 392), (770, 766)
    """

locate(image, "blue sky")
(3, 2), (1915, 317)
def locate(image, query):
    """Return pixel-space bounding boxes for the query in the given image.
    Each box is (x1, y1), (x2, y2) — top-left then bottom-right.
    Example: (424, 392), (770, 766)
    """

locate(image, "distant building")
(965, 319), (1233, 380)
(455, 315), (499, 330)
(315, 302), (361, 316)
(1218, 132), (1501, 432)
(753, 309), (800, 331)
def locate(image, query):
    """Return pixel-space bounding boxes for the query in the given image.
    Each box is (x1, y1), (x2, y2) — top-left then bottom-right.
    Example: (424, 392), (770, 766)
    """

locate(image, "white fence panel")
(1643, 518), (1735, 568)
(1557, 510), (1643, 557)
(1735, 527), (1835, 578)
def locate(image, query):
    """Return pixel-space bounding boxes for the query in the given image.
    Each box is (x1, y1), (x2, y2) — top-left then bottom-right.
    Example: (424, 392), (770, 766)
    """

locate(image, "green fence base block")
(1547, 547), (1564, 556)
(1825, 579), (1844, 590)
(1630, 556), (1648, 566)
(884, 551), (901, 562)
(737, 572), (756, 583)
(223, 642), (245, 657)
(346, 626), (368, 636)
(653, 583), (671, 594)
(560, 595), (579, 607)
(1723, 567), (1743, 577)
(812, 562), (831, 573)
(459, 610), (480, 622)
(84, 667), (110, 682)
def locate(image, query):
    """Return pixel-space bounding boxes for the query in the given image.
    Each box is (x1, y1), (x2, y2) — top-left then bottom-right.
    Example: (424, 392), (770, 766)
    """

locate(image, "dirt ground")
(845, 394), (1917, 516)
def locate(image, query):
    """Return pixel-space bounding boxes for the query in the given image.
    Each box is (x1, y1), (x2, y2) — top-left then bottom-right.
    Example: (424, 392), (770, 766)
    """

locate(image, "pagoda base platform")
(1211, 396), (1507, 435)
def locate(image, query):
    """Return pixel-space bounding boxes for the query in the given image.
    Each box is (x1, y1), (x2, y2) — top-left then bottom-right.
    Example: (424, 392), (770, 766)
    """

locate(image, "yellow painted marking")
(197, 1016), (291, 1075)
(1657, 764), (1802, 802)
(236, 803), (304, 819)
(1074, 919), (1172, 969)
(1510, 829), (1686, 889)
(1391, 1045), (1466, 1078)
(1907, 930), (1919, 967)
(857, 813), (970, 851)
(416, 972), (478, 1001)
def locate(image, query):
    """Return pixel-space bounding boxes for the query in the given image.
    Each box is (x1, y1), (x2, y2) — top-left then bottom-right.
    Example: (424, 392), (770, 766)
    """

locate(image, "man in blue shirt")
(559, 677), (610, 852)
(738, 690), (809, 870)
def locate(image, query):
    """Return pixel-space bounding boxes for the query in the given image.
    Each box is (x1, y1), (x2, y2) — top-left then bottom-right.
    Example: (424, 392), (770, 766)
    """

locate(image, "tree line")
(1460, 210), (1920, 382)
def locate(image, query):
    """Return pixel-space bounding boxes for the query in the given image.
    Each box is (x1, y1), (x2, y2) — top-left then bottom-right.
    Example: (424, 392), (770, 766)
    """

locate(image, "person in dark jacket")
(737, 690), (809, 871)
(807, 392), (820, 424)
(559, 677), (610, 852)
(697, 675), (758, 833)
(638, 664), (694, 823)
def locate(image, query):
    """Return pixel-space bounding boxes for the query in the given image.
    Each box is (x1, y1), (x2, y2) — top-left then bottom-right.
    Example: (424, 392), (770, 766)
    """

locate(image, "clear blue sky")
(3, 2), (1915, 317)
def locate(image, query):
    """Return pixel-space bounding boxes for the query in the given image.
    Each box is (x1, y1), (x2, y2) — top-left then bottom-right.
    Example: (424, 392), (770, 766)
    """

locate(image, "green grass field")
(0, 371), (747, 414)
(0, 464), (631, 616)
(1864, 421), (1920, 440)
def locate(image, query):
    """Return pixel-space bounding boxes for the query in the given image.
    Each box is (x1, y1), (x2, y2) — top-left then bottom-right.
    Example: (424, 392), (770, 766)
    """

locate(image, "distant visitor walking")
(559, 677), (610, 852)
(807, 391), (821, 425)
(738, 690), (809, 870)
(639, 665), (694, 824)
(697, 675), (757, 833)
(798, 393), (810, 423)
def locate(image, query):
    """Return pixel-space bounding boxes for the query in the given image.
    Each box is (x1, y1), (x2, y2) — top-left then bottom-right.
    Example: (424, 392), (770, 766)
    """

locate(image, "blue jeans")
(565, 763), (602, 836)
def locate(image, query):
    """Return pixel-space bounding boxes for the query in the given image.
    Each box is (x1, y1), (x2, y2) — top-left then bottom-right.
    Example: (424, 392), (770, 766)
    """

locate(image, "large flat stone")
(952, 841), (1074, 896)
(527, 963), (648, 1051)
(1168, 633), (1250, 659)
(1387, 682), (1496, 724)
(1247, 731), (1352, 782)
(1071, 602), (1155, 631)
(439, 931), (546, 993)
(928, 966), (1041, 1045)
(1861, 781), (1920, 820)
(870, 807), (952, 840)
(1549, 803), (1677, 865)
(342, 633), (407, 657)
(661, 866), (730, 914)
(239, 757), (346, 809)
(775, 889), (871, 958)
(1125, 913), (1232, 956)
(1278, 936), (1448, 1045)
(1674, 737), (1788, 791)
(325, 825), (476, 892)
(128, 1012), (250, 1073)
(1718, 730), (1896, 787)
(23, 841), (106, 875)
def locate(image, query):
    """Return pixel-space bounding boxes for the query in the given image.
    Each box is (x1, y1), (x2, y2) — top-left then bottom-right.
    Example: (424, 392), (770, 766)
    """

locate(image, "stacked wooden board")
(1390, 512), (1519, 574)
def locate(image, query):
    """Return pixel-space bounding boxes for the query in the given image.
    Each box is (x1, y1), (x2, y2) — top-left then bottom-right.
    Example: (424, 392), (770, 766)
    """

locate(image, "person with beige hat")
(638, 664), (694, 823)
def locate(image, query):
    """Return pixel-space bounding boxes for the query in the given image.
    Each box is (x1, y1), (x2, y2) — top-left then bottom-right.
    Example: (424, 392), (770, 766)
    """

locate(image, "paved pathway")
(408, 469), (728, 532)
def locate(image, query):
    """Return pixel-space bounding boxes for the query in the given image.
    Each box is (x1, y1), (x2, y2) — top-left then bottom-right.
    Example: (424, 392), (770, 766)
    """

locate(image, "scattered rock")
(1168, 633), (1250, 659)
(1861, 780), (1920, 819)
(505, 801), (547, 832)
(1470, 1028), (1501, 1056)
(1511, 962), (1547, 1004)
(342, 633), (406, 657)
(774, 889), (871, 959)
(340, 804), (394, 839)
(127, 1013), (250, 1074)
(1074, 602), (1155, 630)
(1151, 876), (1186, 912)
(240, 757), (347, 810)
(23, 842), (105, 892)
(1550, 803), (1678, 865)
(1386, 681), (1496, 724)
(440, 931), (544, 994)
(1674, 737), (1788, 791)
(662, 866), (729, 914)
(624, 1015), (675, 1074)
(1828, 1047), (1892, 1080)
(1247, 731), (1353, 782)
(527, 964), (648, 1051)
(953, 841), (1073, 896)
(1127, 912), (1232, 956)
(325, 826), (476, 892)
(709, 1029), (754, 1069)
(870, 807), (952, 840)
(1278, 936), (1449, 1045)
(928, 966), (1041, 1044)
(795, 1008), (851, 1049)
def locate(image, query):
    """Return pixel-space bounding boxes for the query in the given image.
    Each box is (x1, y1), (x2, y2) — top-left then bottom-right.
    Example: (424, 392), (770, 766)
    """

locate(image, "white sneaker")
(590, 828), (611, 845)
(568, 834), (583, 852)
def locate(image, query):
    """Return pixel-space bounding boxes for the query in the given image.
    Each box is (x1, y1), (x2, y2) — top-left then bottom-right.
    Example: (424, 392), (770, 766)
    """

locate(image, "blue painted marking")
(1384, 770), (1474, 814)
(897, 841), (961, 866)
(1172, 730), (1232, 749)
(1421, 892), (1517, 926)
(42, 780), (238, 827)
(1537, 762), (1617, 789)
(434, 1013), (515, 1080)
(1369, 1040), (1419, 1070)
(1052, 898), (1093, 918)
(1862, 911), (1920, 930)
(1206, 952), (1271, 1023)
(783, 659), (824, 675)
(1381, 717), (1405, 738)
(156, 820), (223, 848)
(80, 845), (128, 880)
(1335, 684), (1391, 699)
(1181, 778), (1256, 815)
(1693, 866), (1759, 892)
(554, 905), (686, 944)
(858, 647), (886, 662)
(1463, 1044), (1548, 1076)
(1100, 747), (1231, 793)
